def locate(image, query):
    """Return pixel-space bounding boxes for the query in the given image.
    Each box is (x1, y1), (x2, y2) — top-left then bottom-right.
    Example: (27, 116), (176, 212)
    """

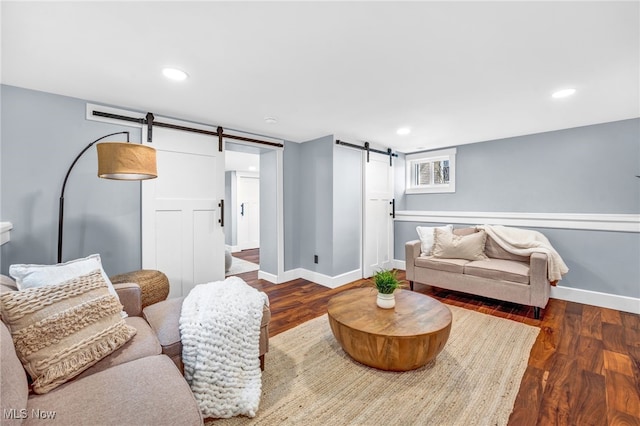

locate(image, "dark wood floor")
(232, 248), (640, 426)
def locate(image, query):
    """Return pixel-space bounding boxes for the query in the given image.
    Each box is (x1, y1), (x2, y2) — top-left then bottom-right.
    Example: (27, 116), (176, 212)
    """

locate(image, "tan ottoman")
(143, 297), (271, 372)
(110, 269), (170, 308)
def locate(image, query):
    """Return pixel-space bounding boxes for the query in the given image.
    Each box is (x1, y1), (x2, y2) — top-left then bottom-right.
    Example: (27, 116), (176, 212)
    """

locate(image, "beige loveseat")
(1, 274), (271, 425)
(405, 227), (551, 319)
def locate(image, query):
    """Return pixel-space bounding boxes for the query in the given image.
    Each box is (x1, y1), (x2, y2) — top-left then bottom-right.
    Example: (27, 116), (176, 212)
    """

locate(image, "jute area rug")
(208, 305), (539, 426)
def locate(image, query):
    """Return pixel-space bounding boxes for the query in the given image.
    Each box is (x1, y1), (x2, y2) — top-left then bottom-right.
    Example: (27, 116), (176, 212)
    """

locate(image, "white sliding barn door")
(142, 126), (225, 298)
(363, 152), (394, 278)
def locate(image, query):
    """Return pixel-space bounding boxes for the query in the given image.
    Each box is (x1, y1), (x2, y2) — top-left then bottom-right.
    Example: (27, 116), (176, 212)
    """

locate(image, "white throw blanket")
(179, 276), (269, 419)
(478, 225), (569, 282)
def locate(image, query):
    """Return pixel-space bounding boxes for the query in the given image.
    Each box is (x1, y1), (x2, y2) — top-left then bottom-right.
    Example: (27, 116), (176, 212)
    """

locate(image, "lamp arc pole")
(57, 131), (130, 263)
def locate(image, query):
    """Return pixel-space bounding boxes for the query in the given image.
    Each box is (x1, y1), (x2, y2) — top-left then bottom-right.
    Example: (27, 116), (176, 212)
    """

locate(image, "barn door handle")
(390, 199), (395, 218)
(240, 203), (245, 217)
(218, 200), (224, 227)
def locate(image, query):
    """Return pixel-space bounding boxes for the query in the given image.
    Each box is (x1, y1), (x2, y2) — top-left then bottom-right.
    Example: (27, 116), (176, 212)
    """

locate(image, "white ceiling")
(1, 1), (638, 153)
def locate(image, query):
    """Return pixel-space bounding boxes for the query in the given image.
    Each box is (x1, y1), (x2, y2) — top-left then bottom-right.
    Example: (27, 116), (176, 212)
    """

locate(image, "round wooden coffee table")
(327, 288), (452, 371)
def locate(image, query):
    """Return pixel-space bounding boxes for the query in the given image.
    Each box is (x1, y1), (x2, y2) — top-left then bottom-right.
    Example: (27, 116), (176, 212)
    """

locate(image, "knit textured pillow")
(0, 270), (136, 394)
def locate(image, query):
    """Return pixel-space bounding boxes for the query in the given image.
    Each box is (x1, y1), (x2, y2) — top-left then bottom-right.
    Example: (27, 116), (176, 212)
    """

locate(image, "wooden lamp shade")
(97, 142), (157, 180)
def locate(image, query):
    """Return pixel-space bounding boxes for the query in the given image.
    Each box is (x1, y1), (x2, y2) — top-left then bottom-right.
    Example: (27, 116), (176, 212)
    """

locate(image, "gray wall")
(283, 141), (301, 271)
(1, 85), (141, 276)
(403, 119), (639, 213)
(285, 138), (363, 277)
(332, 145), (362, 274)
(259, 150), (278, 275)
(297, 135), (334, 275)
(395, 118), (640, 298)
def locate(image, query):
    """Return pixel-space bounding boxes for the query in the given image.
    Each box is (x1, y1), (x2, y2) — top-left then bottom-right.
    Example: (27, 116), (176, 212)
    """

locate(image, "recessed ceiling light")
(264, 116), (278, 124)
(552, 88), (576, 99)
(162, 67), (188, 81)
(397, 127), (411, 135)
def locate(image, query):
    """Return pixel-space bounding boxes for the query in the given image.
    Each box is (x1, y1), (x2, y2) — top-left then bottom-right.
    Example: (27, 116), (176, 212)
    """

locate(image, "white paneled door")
(141, 126), (225, 298)
(363, 152), (394, 278)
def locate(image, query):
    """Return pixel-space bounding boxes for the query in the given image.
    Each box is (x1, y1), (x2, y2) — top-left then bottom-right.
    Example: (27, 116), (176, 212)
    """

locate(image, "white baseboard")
(299, 268), (362, 289)
(550, 285), (640, 314)
(257, 270), (279, 283)
(259, 268), (362, 288)
(258, 268), (301, 284)
(393, 259), (406, 270)
(278, 268), (303, 284)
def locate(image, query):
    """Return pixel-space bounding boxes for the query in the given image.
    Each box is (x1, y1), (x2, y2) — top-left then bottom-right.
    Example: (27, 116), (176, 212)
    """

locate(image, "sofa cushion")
(143, 295), (272, 361)
(25, 355), (202, 426)
(415, 256), (470, 273)
(464, 259), (530, 284)
(1, 322), (28, 425)
(416, 225), (453, 255)
(143, 297), (185, 359)
(0, 270), (136, 394)
(74, 316), (161, 380)
(484, 236), (531, 263)
(432, 228), (488, 261)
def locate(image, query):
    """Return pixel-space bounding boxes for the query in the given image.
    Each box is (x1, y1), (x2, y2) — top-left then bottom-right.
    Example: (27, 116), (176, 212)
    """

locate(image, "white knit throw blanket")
(179, 276), (269, 419)
(478, 224), (569, 282)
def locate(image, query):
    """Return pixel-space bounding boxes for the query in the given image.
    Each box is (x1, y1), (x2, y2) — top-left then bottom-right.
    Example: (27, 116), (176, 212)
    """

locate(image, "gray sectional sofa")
(405, 227), (551, 319)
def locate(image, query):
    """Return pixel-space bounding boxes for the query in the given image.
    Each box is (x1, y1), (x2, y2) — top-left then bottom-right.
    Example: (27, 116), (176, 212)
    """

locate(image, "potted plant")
(372, 269), (403, 309)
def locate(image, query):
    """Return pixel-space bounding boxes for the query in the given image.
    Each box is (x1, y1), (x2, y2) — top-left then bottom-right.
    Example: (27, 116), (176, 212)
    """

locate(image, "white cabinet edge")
(1, 222), (13, 246)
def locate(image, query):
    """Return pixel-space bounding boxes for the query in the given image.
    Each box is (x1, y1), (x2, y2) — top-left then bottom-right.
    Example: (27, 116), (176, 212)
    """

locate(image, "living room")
(1, 1), (638, 425)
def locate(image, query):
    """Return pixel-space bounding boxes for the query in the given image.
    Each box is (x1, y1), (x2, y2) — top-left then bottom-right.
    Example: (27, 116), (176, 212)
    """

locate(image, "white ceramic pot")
(376, 292), (395, 309)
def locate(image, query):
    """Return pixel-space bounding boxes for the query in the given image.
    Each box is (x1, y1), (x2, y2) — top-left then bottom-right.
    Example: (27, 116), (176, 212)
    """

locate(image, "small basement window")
(405, 148), (456, 194)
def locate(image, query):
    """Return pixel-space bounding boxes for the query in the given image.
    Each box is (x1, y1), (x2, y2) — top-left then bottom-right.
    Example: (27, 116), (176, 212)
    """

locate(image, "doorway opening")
(224, 147), (261, 276)
(224, 141), (282, 280)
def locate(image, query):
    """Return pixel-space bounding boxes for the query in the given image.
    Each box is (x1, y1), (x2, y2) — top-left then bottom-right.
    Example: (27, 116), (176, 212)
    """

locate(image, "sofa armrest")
(529, 252), (551, 308)
(405, 240), (421, 281)
(114, 282), (143, 317)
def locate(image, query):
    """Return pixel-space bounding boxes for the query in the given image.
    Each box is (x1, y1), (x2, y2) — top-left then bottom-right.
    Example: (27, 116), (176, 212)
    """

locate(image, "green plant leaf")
(371, 269), (403, 294)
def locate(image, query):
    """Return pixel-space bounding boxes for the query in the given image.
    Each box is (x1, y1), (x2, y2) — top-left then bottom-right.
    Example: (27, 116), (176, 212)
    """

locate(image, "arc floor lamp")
(57, 131), (157, 263)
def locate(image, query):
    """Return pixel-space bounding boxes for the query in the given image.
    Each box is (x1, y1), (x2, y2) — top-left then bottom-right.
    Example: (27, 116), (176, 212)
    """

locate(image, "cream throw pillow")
(0, 270), (136, 394)
(416, 225), (453, 255)
(9, 254), (126, 318)
(9, 254), (119, 300)
(432, 228), (488, 261)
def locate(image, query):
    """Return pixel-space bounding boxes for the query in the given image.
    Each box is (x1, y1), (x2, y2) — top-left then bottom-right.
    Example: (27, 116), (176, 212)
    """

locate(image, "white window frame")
(405, 148), (457, 194)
